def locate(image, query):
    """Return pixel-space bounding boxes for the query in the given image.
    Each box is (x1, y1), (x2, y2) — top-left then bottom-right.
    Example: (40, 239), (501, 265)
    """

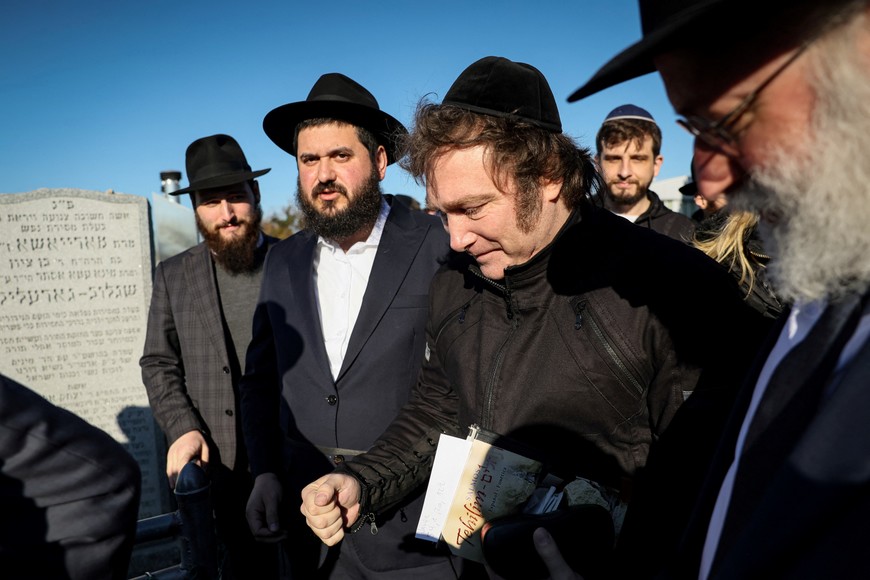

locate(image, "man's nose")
(446, 217), (475, 253)
(317, 158), (337, 183)
(693, 140), (745, 201)
(218, 199), (234, 220)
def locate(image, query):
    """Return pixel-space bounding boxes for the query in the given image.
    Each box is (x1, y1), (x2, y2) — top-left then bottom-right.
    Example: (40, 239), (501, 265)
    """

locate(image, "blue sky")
(1, 0), (693, 217)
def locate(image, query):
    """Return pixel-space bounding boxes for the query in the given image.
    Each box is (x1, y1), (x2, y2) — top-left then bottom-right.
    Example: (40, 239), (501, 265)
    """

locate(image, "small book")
(415, 424), (561, 563)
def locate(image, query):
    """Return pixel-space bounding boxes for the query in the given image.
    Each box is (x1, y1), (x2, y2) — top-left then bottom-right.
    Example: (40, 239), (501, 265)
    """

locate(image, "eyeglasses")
(675, 39), (814, 158)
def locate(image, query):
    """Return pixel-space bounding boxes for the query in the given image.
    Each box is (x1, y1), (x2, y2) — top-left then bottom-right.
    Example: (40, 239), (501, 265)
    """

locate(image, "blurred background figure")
(680, 156), (728, 223)
(693, 210), (784, 319)
(595, 104), (695, 241)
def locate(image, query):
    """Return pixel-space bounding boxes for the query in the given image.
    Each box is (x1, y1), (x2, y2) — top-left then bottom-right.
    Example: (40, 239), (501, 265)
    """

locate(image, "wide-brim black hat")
(569, 0), (736, 101)
(263, 73), (407, 165)
(444, 56), (562, 132)
(680, 155), (698, 196)
(679, 180), (698, 196)
(173, 134), (270, 195)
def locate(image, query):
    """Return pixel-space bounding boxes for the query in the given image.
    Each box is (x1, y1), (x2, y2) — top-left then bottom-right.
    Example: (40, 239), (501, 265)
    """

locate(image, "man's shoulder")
(429, 253), (476, 299)
(642, 191), (696, 240)
(385, 196), (445, 232)
(268, 229), (316, 256)
(158, 242), (207, 271)
(563, 206), (723, 283)
(383, 199), (450, 257)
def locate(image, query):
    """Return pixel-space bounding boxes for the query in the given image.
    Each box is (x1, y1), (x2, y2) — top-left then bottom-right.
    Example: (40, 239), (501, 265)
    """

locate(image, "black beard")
(196, 205), (263, 274)
(296, 166), (383, 243)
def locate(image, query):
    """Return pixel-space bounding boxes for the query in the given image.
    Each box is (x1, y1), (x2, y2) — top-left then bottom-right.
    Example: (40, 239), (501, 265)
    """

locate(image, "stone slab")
(0, 188), (168, 518)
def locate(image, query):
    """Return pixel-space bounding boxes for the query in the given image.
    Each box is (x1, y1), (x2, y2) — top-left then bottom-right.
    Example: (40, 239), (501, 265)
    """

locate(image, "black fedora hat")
(569, 0), (740, 101)
(263, 73), (407, 164)
(568, 0), (832, 101)
(679, 156), (698, 196)
(173, 134), (270, 195)
(444, 56), (562, 132)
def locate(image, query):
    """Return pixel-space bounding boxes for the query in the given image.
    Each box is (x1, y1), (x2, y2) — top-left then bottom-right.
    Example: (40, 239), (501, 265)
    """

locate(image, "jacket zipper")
(574, 299), (645, 396)
(434, 299), (473, 345)
(469, 269), (518, 428)
(482, 322), (516, 428)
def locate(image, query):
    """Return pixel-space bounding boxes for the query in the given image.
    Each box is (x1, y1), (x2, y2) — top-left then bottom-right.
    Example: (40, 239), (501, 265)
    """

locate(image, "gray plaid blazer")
(140, 235), (277, 469)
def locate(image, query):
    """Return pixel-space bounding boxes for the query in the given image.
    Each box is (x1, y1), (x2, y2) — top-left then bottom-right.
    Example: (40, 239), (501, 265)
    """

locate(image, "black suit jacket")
(241, 197), (452, 573)
(631, 294), (870, 580)
(0, 373), (141, 579)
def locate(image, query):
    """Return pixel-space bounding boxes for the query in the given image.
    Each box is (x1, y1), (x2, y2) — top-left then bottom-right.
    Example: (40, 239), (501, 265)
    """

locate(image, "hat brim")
(263, 101), (407, 165)
(679, 182), (698, 196)
(172, 168), (271, 195)
(568, 0), (729, 102)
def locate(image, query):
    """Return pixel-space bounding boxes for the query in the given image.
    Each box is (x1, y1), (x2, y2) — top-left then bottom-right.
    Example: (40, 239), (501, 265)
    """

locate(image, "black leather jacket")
(339, 205), (756, 520)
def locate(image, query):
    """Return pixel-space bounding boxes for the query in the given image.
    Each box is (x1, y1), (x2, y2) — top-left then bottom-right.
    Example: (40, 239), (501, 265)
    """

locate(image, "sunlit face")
(658, 20), (870, 302)
(427, 145), (564, 280)
(193, 181), (263, 273)
(598, 136), (662, 210)
(296, 123), (387, 216)
(193, 182), (259, 242)
(656, 48), (814, 207)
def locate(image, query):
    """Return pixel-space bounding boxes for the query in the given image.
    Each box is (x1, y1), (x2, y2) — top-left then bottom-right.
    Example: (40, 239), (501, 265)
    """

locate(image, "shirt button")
(333, 454), (345, 464)
(326, 395), (337, 405)
(222, 366), (230, 374)
(225, 409), (233, 416)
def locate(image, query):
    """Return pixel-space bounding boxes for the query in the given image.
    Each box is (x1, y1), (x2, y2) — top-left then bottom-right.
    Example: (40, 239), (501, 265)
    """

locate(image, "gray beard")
(729, 23), (870, 304)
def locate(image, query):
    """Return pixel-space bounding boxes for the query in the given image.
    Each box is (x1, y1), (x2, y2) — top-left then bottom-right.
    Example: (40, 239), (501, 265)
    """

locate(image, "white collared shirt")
(699, 298), (870, 579)
(313, 199), (389, 380)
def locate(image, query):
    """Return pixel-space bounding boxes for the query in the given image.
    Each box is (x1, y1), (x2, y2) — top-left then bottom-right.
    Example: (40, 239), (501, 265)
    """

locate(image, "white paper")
(414, 433), (472, 542)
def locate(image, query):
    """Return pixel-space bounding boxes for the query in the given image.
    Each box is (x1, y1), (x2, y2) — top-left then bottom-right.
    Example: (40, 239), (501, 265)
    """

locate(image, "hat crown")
(639, 0), (704, 36)
(569, 0), (733, 101)
(262, 73), (407, 163)
(306, 73), (380, 109)
(171, 134), (270, 195)
(186, 134), (252, 184)
(443, 56), (562, 132)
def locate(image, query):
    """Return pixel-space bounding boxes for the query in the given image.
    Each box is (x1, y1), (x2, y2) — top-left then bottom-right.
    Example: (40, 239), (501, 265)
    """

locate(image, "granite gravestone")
(0, 188), (168, 518)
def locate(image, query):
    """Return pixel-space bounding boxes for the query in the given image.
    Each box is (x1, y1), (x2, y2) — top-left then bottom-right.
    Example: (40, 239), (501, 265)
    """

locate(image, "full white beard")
(730, 19), (870, 303)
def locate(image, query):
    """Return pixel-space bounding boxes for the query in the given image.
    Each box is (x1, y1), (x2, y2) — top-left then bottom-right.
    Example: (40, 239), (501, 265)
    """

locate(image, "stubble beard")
(605, 181), (648, 211)
(729, 23), (870, 303)
(196, 206), (263, 274)
(296, 166), (383, 243)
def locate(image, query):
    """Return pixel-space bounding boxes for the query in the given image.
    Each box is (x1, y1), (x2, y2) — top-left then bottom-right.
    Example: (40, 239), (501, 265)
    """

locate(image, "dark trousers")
(211, 465), (280, 579)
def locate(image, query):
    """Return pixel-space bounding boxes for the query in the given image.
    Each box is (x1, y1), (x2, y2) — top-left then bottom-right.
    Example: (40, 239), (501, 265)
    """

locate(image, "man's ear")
(541, 178), (564, 203)
(251, 180), (261, 203)
(653, 155), (664, 178)
(376, 146), (388, 180)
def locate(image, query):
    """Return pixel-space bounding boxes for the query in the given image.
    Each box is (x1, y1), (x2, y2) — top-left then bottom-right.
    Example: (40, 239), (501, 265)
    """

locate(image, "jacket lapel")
(184, 243), (228, 361)
(669, 312), (788, 579)
(286, 232), (333, 380)
(337, 201), (426, 380)
(710, 293), (866, 576)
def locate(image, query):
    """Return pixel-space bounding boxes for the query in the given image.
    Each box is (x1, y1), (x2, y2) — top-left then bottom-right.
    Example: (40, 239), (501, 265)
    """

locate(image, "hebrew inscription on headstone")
(0, 188), (167, 517)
